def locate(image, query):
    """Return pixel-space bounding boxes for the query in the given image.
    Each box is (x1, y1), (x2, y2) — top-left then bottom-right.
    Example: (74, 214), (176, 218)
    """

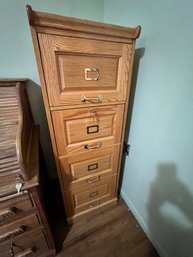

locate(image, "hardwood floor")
(44, 180), (160, 257)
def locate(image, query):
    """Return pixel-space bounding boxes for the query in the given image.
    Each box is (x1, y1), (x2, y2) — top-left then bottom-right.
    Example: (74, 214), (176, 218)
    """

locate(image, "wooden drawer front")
(52, 105), (124, 155)
(59, 146), (120, 187)
(1, 228), (49, 257)
(65, 115), (113, 144)
(38, 34), (132, 106)
(72, 154), (111, 177)
(66, 175), (117, 215)
(0, 212), (40, 245)
(74, 196), (116, 215)
(58, 54), (118, 91)
(0, 193), (33, 224)
(75, 184), (110, 206)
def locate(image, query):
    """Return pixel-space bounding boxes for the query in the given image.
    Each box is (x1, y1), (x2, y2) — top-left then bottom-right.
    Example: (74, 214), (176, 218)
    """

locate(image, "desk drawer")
(0, 212), (40, 245)
(1, 227), (49, 257)
(0, 193), (33, 225)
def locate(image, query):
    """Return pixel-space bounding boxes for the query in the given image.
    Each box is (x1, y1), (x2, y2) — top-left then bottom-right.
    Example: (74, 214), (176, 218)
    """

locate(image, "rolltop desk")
(0, 79), (55, 257)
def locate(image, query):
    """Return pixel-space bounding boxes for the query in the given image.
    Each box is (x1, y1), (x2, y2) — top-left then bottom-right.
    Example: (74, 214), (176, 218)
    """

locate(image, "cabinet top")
(0, 78), (28, 84)
(26, 5), (141, 40)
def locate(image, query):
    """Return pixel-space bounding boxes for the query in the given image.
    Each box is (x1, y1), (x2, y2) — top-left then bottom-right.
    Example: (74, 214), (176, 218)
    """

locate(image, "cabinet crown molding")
(26, 5), (141, 40)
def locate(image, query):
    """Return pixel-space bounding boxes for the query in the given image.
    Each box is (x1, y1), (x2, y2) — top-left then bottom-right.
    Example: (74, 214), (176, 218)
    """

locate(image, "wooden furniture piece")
(27, 5), (141, 223)
(0, 79), (35, 187)
(0, 175), (55, 257)
(0, 79), (55, 257)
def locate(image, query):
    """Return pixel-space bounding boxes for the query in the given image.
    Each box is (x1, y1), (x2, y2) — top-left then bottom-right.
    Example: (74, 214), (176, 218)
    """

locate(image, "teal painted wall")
(0, 0), (104, 82)
(104, 1), (193, 256)
(0, 0), (104, 178)
(1, 1), (193, 255)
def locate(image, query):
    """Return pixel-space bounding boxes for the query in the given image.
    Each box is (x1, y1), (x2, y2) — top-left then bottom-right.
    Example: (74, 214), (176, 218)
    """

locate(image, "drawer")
(73, 196), (117, 216)
(59, 145), (120, 188)
(0, 193), (33, 225)
(52, 105), (124, 155)
(0, 212), (40, 245)
(65, 175), (117, 216)
(1, 227), (50, 257)
(38, 34), (132, 106)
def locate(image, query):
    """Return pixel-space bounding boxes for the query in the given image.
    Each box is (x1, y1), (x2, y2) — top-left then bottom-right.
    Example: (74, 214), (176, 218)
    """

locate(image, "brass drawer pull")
(10, 243), (35, 257)
(85, 68), (99, 81)
(0, 226), (26, 243)
(15, 248), (34, 257)
(81, 95), (103, 103)
(84, 142), (102, 150)
(87, 176), (100, 184)
(89, 202), (99, 208)
(88, 163), (98, 171)
(0, 207), (17, 220)
(89, 191), (98, 198)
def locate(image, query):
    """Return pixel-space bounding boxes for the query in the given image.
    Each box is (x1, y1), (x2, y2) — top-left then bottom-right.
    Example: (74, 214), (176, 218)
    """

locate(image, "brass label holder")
(88, 163), (98, 171)
(87, 125), (99, 134)
(85, 68), (99, 81)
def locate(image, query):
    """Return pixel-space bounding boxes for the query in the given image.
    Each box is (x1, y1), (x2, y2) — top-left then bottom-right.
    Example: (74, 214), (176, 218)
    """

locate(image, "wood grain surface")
(27, 6), (141, 222)
(47, 188), (159, 257)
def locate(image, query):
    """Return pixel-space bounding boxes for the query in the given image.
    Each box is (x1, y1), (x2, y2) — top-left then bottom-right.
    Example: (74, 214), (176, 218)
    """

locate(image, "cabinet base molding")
(67, 198), (118, 224)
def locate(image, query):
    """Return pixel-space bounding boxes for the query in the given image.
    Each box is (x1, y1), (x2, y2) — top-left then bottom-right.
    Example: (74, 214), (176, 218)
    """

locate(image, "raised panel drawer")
(59, 145), (120, 188)
(38, 34), (132, 106)
(73, 196), (117, 216)
(75, 183), (110, 206)
(0, 212), (40, 245)
(65, 175), (117, 216)
(0, 193), (33, 225)
(1, 227), (50, 257)
(52, 105), (124, 155)
(57, 54), (118, 91)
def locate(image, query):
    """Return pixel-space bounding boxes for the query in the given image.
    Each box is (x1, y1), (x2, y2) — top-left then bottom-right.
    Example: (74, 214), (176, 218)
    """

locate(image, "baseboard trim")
(120, 189), (167, 257)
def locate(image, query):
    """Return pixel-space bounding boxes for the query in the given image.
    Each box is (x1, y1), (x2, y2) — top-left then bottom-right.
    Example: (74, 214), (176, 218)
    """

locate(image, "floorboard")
(45, 180), (160, 257)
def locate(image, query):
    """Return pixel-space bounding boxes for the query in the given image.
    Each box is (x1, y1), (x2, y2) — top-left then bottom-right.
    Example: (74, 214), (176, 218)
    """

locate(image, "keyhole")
(90, 108), (95, 114)
(89, 107), (98, 123)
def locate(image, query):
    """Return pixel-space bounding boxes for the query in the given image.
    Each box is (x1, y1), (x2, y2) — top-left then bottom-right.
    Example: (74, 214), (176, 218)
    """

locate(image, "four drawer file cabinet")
(27, 5), (141, 223)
